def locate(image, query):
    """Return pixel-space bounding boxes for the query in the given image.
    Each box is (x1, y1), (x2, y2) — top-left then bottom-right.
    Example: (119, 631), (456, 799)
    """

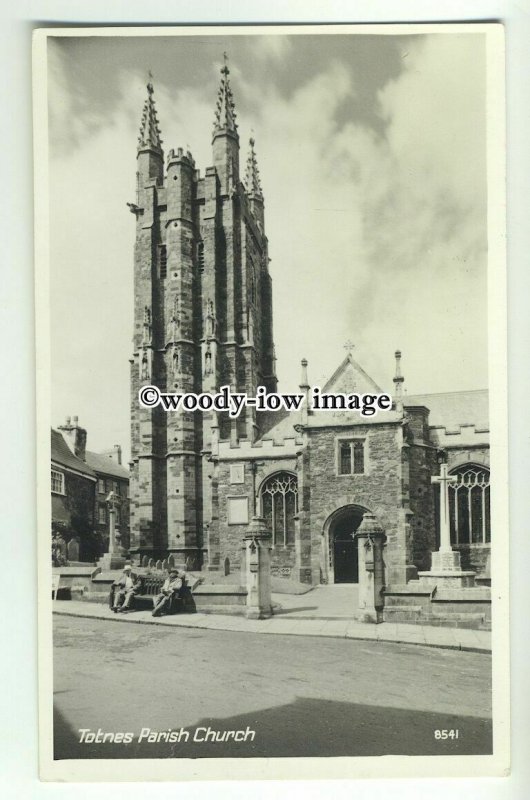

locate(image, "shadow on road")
(272, 606), (320, 615)
(54, 694), (492, 760)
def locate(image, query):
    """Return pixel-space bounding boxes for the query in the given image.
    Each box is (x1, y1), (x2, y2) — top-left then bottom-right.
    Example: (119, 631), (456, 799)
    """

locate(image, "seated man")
(111, 563), (142, 613)
(152, 569), (184, 617)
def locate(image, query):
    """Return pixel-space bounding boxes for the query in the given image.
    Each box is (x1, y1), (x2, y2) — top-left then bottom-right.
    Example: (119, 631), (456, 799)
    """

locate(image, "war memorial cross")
(431, 458), (458, 552)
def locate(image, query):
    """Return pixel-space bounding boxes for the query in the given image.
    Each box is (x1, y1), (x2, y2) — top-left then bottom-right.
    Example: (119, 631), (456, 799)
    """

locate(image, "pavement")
(53, 584), (491, 653)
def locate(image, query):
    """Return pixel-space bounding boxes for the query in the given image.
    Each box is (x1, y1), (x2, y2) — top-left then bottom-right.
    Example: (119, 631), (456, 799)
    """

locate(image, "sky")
(48, 30), (488, 461)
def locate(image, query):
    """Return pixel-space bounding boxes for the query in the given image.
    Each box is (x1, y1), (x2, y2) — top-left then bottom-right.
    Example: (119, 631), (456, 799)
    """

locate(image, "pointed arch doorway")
(324, 505), (367, 584)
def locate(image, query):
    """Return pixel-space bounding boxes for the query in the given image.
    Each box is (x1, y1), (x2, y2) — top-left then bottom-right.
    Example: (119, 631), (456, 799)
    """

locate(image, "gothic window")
(337, 439), (365, 476)
(51, 470), (65, 495)
(159, 245), (167, 279)
(260, 473), (298, 546)
(448, 464), (490, 545)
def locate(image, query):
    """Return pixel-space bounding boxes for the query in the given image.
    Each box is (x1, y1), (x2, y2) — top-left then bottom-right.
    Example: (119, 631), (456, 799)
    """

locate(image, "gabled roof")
(322, 353), (382, 394)
(405, 389), (489, 430)
(51, 429), (96, 479)
(85, 450), (130, 481)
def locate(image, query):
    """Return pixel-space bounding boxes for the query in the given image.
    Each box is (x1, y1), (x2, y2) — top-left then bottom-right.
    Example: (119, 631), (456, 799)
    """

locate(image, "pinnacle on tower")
(212, 53), (238, 141)
(245, 137), (263, 200)
(393, 349), (405, 412)
(137, 77), (163, 153)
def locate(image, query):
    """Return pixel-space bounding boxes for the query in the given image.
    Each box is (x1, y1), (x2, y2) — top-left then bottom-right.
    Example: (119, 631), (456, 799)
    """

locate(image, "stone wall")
(406, 443), (438, 572)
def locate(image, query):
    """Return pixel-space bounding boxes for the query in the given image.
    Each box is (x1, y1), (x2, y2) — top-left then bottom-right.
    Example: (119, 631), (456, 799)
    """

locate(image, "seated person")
(110, 563), (142, 613)
(152, 569), (184, 617)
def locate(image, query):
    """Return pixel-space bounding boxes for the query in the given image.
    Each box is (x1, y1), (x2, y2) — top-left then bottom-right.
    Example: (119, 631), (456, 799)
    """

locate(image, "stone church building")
(129, 63), (490, 587)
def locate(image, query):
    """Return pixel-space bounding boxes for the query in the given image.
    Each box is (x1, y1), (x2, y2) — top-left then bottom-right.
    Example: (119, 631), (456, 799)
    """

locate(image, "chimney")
(58, 416), (87, 461)
(113, 445), (122, 465)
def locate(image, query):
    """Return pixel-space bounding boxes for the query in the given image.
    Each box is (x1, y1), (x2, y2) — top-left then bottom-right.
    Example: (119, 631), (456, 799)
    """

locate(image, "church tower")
(129, 61), (277, 566)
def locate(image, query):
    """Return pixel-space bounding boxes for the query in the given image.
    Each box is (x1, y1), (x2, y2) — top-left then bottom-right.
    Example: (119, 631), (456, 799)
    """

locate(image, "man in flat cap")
(110, 563), (142, 613)
(152, 568), (185, 617)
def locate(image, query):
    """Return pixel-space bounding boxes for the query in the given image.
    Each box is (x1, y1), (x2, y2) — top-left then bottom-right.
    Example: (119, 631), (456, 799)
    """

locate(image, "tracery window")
(260, 473), (298, 547)
(448, 464), (490, 545)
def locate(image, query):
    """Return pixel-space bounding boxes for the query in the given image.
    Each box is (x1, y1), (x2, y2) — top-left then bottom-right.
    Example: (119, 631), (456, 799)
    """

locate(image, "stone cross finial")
(344, 339), (355, 354)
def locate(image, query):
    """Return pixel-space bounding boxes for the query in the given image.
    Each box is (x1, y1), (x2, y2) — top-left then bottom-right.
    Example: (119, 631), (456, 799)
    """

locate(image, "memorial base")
(96, 553), (127, 571)
(418, 549), (476, 589)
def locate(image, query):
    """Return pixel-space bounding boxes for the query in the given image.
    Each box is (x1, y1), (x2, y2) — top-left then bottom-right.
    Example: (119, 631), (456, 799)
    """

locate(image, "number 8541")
(434, 729), (460, 740)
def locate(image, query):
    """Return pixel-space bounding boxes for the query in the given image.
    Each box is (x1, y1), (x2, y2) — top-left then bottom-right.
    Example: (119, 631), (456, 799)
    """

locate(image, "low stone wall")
(52, 566), (100, 600)
(192, 584), (247, 614)
(383, 583), (491, 630)
(54, 567), (248, 613)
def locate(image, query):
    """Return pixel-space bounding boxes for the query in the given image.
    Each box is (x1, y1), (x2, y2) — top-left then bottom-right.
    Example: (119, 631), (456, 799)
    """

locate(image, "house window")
(51, 470), (65, 495)
(260, 473), (298, 547)
(337, 439), (365, 475)
(97, 478), (105, 494)
(448, 464), (490, 545)
(98, 505), (106, 525)
(159, 245), (167, 279)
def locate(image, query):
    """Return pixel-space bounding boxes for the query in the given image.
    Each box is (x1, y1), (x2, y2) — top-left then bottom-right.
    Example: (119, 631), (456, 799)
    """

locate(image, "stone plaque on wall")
(227, 496), (249, 525)
(230, 464), (245, 484)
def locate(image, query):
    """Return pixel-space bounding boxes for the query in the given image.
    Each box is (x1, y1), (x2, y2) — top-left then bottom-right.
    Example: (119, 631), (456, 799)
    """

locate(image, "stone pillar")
(97, 491), (127, 570)
(355, 514), (386, 624)
(241, 516), (272, 619)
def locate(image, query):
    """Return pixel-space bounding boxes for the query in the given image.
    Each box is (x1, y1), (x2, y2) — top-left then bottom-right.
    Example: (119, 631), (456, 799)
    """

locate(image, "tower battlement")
(166, 147), (196, 169)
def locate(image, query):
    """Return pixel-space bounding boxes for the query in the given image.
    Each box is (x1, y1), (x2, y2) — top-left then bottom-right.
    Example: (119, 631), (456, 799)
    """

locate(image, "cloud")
(252, 35), (293, 62)
(252, 34), (487, 393)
